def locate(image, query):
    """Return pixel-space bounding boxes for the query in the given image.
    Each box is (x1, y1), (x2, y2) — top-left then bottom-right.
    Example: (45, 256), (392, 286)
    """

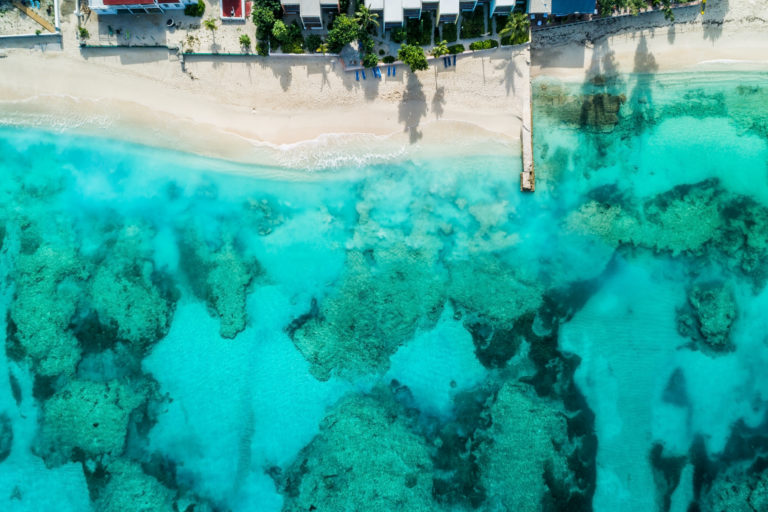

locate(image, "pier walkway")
(520, 46), (535, 192)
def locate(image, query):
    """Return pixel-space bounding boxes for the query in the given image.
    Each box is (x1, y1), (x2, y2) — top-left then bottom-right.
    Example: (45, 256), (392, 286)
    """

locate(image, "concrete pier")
(520, 69), (535, 192)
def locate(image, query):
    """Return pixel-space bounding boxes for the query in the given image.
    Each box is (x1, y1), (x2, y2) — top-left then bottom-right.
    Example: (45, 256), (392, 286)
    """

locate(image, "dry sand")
(532, 0), (768, 80)
(0, 14), (530, 166)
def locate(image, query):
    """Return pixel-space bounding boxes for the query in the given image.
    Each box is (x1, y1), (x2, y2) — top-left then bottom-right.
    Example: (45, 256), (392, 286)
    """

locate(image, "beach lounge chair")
(361, 70), (366, 79)
(355, 70), (359, 81)
(393, 66), (396, 76)
(453, 55), (456, 66)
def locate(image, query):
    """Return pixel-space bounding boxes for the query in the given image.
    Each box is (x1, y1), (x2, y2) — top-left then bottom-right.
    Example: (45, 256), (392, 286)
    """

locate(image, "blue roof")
(551, 0), (594, 15)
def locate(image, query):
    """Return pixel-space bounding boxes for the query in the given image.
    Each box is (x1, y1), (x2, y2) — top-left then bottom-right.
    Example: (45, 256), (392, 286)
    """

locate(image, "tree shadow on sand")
(629, 34), (658, 132)
(432, 85), (445, 120)
(398, 73), (427, 143)
(703, 0), (729, 42)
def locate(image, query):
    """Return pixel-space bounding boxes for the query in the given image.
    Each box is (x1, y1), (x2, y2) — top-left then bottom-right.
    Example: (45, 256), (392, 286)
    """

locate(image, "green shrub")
(326, 14), (358, 52)
(405, 14), (431, 45)
(460, 9), (485, 39)
(382, 55), (395, 63)
(280, 21), (304, 53)
(469, 39), (498, 51)
(239, 34), (251, 49)
(339, 0), (350, 12)
(257, 40), (269, 55)
(305, 34), (322, 52)
(378, 49), (385, 55)
(398, 43), (428, 72)
(442, 22), (457, 43)
(390, 26), (406, 43)
(362, 53), (379, 68)
(447, 43), (464, 54)
(78, 26), (89, 39)
(360, 34), (375, 54)
(184, 0), (205, 16)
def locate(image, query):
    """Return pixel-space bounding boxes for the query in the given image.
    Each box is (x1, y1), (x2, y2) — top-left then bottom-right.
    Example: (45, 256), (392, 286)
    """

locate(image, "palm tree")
(498, 12), (530, 45)
(430, 40), (449, 58)
(355, 5), (379, 34)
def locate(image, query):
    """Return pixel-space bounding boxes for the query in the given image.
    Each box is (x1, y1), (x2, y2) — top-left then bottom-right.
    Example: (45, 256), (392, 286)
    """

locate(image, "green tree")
(355, 5), (379, 33)
(272, 19), (289, 43)
(252, 0), (281, 38)
(397, 44), (428, 72)
(203, 17), (218, 32)
(430, 40), (449, 58)
(326, 14), (359, 53)
(362, 52), (379, 68)
(239, 34), (252, 51)
(498, 12), (530, 45)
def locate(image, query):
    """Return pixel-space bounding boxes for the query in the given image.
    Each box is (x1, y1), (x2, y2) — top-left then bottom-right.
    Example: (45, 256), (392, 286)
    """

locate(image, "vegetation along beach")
(1, 0), (768, 510)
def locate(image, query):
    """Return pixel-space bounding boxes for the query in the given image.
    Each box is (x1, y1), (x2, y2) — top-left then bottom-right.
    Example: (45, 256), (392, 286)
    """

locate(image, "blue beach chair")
(453, 55), (456, 66)
(392, 66), (396, 76)
(356, 70), (359, 81)
(361, 69), (366, 80)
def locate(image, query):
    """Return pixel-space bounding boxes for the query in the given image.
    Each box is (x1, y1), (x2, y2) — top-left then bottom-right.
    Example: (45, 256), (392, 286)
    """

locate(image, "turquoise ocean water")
(1, 71), (768, 512)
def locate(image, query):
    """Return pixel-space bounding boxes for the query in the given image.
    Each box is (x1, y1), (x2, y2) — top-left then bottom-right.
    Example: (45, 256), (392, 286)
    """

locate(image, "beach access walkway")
(11, 1), (56, 33)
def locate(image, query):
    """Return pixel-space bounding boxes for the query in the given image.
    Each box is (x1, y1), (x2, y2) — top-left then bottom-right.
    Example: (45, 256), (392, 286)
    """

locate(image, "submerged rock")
(292, 247), (445, 380)
(677, 281), (737, 352)
(700, 465), (768, 512)
(477, 382), (574, 512)
(566, 180), (768, 286)
(38, 380), (144, 464)
(93, 459), (175, 512)
(534, 83), (626, 133)
(0, 413), (12, 463)
(448, 256), (544, 330)
(9, 244), (89, 377)
(179, 233), (259, 339)
(282, 393), (435, 511)
(85, 223), (177, 351)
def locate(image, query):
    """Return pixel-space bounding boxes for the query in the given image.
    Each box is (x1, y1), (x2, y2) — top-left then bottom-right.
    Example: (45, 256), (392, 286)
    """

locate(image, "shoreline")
(1, 0), (767, 168)
(0, 39), (529, 167)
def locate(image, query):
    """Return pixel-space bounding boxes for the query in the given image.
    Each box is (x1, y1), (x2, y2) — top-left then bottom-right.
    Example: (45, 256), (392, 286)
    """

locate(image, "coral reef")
(179, 233), (259, 339)
(291, 247), (445, 380)
(8, 244), (89, 377)
(92, 459), (175, 512)
(281, 392), (435, 511)
(448, 256), (544, 330)
(0, 413), (12, 463)
(700, 465), (768, 512)
(566, 180), (768, 285)
(85, 223), (176, 351)
(534, 82), (626, 133)
(37, 379), (144, 464)
(477, 382), (574, 512)
(677, 281), (737, 352)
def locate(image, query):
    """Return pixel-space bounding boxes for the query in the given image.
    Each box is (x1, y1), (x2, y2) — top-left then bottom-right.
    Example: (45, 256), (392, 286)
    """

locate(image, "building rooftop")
(384, 0), (403, 24)
(439, 0), (459, 14)
(528, 0), (551, 13)
(300, 0), (321, 16)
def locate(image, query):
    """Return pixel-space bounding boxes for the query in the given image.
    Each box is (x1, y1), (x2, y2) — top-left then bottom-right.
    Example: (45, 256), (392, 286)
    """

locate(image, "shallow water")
(1, 71), (768, 512)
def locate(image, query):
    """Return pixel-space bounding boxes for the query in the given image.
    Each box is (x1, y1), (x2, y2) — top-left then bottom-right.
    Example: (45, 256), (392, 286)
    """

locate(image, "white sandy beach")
(0, 16), (530, 165)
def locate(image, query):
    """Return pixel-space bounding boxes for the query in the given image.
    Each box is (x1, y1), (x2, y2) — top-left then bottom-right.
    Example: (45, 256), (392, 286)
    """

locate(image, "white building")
(88, 0), (196, 15)
(282, 0), (339, 29)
